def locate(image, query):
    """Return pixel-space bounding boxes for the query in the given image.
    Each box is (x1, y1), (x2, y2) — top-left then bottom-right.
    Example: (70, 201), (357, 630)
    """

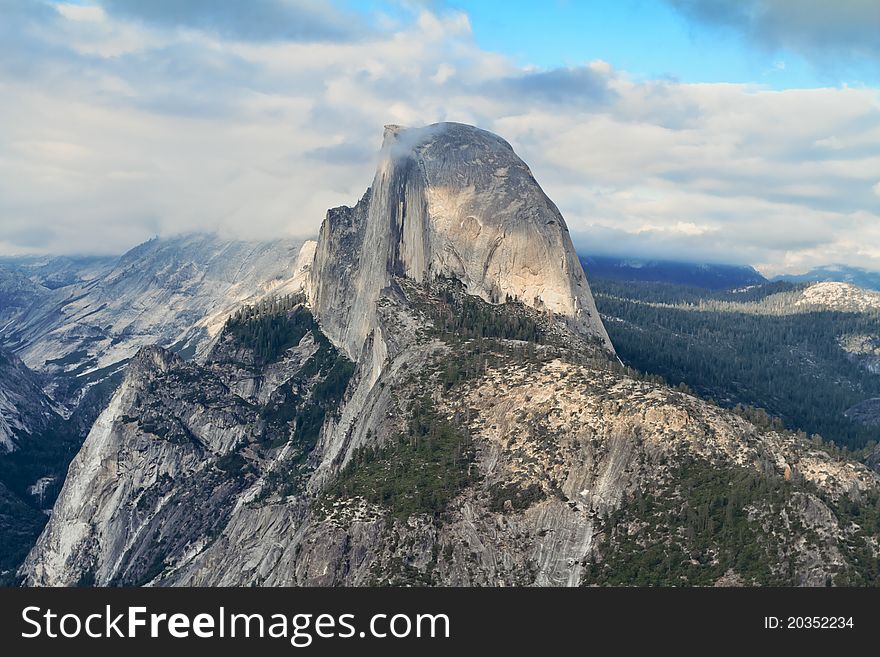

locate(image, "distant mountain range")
(579, 255), (766, 289)
(774, 265), (880, 292)
(579, 256), (880, 294)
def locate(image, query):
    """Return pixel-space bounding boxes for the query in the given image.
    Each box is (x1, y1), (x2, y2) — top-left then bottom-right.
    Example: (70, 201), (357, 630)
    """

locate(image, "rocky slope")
(0, 266), (48, 329)
(0, 348), (72, 583)
(0, 236), (317, 580)
(22, 123), (880, 587)
(0, 348), (60, 454)
(22, 282), (880, 587)
(795, 282), (880, 314)
(1, 234), (315, 413)
(839, 333), (880, 376)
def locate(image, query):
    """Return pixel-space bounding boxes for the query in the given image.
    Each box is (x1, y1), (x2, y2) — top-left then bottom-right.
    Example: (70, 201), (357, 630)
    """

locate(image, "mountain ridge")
(775, 265), (880, 292)
(581, 255), (766, 289)
(0, 233), (315, 413)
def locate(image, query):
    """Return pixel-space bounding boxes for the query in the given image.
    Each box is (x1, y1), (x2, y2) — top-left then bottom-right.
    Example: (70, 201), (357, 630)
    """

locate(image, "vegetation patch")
(428, 283), (546, 343)
(488, 481), (546, 513)
(44, 349), (89, 367)
(593, 277), (880, 449)
(820, 488), (880, 586)
(324, 397), (477, 519)
(255, 326), (355, 498)
(224, 293), (311, 365)
(0, 482), (48, 586)
(215, 451), (250, 477)
(584, 457), (799, 586)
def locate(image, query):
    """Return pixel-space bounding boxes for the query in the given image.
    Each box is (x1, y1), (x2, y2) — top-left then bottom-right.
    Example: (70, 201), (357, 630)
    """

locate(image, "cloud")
(99, 0), (363, 43)
(0, 0), (878, 276)
(484, 63), (617, 106)
(304, 141), (378, 166)
(666, 0), (880, 64)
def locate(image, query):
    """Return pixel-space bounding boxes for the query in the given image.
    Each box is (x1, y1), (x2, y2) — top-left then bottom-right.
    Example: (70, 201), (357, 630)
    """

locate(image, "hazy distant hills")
(579, 255), (766, 289)
(0, 254), (117, 291)
(774, 265), (880, 292)
(578, 256), (880, 294)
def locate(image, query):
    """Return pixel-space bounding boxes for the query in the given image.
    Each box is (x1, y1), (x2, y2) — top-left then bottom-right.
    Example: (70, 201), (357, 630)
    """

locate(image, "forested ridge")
(223, 293), (310, 365)
(592, 278), (880, 451)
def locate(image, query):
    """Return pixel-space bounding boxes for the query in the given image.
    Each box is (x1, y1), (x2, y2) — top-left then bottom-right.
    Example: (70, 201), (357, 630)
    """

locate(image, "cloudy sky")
(1, 0), (878, 275)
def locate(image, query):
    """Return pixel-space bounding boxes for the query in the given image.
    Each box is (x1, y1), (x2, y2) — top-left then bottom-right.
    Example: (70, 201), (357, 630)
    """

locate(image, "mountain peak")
(310, 122), (612, 360)
(380, 121), (515, 154)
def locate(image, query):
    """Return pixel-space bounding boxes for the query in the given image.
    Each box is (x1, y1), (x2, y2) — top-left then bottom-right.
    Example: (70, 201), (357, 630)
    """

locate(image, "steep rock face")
(0, 237), (317, 579)
(22, 301), (353, 586)
(21, 345), (250, 586)
(0, 348), (59, 453)
(2, 234), (314, 412)
(310, 122), (610, 361)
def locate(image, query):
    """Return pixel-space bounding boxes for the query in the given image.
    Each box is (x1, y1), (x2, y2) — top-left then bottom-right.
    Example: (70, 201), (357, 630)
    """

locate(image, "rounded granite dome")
(310, 122), (612, 360)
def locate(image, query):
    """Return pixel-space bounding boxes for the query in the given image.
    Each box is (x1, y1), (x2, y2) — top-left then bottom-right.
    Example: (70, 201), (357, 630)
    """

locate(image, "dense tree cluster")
(588, 459), (816, 586)
(427, 284), (546, 343)
(222, 296), (356, 498)
(324, 397), (477, 519)
(585, 455), (880, 586)
(0, 483), (48, 586)
(0, 418), (81, 585)
(224, 293), (310, 364)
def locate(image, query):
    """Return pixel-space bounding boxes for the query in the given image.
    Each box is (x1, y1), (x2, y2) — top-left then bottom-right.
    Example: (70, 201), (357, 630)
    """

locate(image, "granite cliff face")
(311, 123), (611, 361)
(22, 288), (880, 586)
(0, 236), (317, 581)
(21, 124), (880, 587)
(1, 234), (315, 414)
(0, 348), (71, 583)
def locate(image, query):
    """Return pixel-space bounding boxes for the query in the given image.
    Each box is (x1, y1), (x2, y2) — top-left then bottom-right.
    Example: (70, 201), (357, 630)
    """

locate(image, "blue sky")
(1, 0), (879, 274)
(346, 0), (878, 89)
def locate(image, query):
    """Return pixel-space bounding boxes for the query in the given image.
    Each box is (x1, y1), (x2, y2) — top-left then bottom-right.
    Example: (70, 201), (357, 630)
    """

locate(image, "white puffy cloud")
(0, 0), (878, 276)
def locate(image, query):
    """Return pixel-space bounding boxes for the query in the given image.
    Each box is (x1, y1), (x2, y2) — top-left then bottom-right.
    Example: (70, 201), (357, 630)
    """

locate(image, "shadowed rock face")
(0, 348), (59, 453)
(310, 122), (612, 361)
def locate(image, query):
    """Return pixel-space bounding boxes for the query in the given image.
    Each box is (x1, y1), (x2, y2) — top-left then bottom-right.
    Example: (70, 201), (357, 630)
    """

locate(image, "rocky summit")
(310, 122), (611, 362)
(20, 124), (880, 587)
